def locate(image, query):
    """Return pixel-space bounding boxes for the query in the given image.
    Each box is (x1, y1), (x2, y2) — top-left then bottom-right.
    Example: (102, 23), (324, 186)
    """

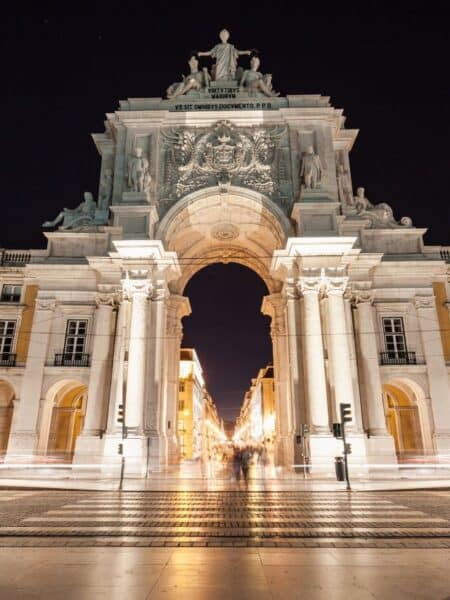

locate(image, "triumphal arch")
(1, 30), (450, 476)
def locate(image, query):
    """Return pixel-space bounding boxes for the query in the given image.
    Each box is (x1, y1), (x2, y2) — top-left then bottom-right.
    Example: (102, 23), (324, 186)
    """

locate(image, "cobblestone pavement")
(0, 489), (449, 548)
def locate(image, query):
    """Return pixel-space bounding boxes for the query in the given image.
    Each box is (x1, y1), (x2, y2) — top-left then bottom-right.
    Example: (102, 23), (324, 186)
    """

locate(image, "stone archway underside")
(156, 187), (293, 294)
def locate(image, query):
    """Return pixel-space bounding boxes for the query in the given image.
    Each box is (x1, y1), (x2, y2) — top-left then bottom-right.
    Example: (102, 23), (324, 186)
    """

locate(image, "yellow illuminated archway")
(47, 381), (87, 460)
(0, 380), (14, 454)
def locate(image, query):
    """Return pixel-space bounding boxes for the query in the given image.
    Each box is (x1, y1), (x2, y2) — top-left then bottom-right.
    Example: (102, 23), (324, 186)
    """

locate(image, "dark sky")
(2, 2), (449, 420)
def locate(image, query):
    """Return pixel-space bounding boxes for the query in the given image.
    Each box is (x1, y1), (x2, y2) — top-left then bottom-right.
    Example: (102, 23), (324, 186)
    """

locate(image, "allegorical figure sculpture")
(167, 55), (210, 99)
(300, 146), (323, 189)
(99, 168), (113, 209)
(43, 192), (97, 229)
(354, 187), (413, 228)
(198, 29), (251, 81)
(127, 147), (150, 193)
(239, 56), (279, 97)
(336, 162), (355, 208)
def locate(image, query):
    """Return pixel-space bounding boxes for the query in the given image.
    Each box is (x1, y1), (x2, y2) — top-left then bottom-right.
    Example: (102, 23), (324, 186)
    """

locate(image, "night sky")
(2, 3), (449, 420)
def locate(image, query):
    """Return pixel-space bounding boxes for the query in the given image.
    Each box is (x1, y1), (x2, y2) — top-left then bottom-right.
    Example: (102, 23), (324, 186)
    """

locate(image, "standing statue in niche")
(99, 168), (113, 209)
(239, 56), (279, 97)
(127, 147), (150, 193)
(42, 192), (97, 229)
(300, 146), (323, 189)
(198, 29), (252, 81)
(167, 55), (211, 99)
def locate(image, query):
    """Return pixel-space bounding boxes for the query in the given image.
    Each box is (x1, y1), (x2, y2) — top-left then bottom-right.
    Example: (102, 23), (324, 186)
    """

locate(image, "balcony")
(54, 353), (90, 367)
(0, 353), (16, 367)
(379, 351), (419, 366)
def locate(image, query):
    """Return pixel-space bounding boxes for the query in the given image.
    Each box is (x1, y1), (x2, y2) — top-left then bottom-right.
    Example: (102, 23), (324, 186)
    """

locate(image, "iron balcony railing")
(379, 351), (418, 366)
(54, 353), (90, 367)
(0, 353), (17, 367)
(0, 250), (32, 266)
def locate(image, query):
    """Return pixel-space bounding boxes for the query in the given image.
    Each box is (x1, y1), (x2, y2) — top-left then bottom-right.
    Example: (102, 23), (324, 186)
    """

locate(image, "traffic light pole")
(341, 415), (351, 491)
(118, 399), (127, 491)
(339, 403), (352, 491)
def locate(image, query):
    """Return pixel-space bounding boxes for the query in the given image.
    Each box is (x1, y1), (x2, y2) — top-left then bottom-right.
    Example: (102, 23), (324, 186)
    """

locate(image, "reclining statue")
(167, 55), (211, 99)
(42, 192), (97, 229)
(354, 187), (413, 228)
(239, 56), (279, 97)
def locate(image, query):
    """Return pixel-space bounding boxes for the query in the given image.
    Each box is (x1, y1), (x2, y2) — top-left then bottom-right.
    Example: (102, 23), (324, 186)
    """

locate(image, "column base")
(308, 434), (341, 476)
(363, 434), (398, 467)
(5, 431), (39, 461)
(167, 435), (180, 466)
(433, 433), (450, 455)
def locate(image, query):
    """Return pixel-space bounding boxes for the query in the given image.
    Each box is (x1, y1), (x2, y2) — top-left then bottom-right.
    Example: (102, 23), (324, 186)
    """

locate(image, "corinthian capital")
(298, 267), (322, 294)
(122, 278), (154, 301)
(95, 292), (119, 308)
(414, 295), (435, 310)
(323, 267), (348, 296)
(35, 297), (57, 311)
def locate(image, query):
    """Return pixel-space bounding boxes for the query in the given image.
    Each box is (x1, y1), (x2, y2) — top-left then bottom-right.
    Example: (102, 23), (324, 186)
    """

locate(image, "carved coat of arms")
(161, 120), (286, 199)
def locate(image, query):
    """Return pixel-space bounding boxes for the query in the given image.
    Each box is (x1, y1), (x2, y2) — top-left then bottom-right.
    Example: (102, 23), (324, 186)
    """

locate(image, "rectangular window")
(178, 399), (185, 411)
(382, 317), (407, 358)
(0, 320), (16, 355)
(63, 319), (88, 359)
(179, 381), (185, 392)
(1, 285), (22, 302)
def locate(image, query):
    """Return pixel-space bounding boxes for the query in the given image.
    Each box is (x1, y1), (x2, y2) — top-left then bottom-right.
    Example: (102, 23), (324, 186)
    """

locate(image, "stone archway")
(156, 186), (293, 294)
(383, 379), (433, 460)
(44, 380), (87, 461)
(155, 186), (294, 465)
(0, 380), (15, 455)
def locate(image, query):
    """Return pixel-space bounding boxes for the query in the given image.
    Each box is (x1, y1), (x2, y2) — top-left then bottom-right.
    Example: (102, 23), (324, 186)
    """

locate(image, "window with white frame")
(63, 319), (88, 359)
(382, 317), (407, 358)
(1, 285), (22, 302)
(0, 320), (16, 356)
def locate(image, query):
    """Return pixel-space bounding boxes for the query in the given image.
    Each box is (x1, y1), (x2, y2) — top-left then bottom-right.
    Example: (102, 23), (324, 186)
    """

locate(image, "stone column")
(124, 280), (151, 432)
(7, 298), (56, 457)
(415, 295), (450, 448)
(353, 291), (397, 464)
(285, 280), (303, 430)
(324, 269), (356, 425)
(164, 295), (191, 465)
(353, 292), (388, 434)
(299, 273), (329, 434)
(146, 283), (169, 470)
(83, 294), (117, 436)
(106, 296), (130, 433)
(262, 293), (293, 466)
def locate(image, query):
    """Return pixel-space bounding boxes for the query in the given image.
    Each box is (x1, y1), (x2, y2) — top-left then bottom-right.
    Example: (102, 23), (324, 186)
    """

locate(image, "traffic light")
(345, 443), (352, 455)
(332, 423), (342, 438)
(118, 443), (123, 455)
(340, 403), (352, 423)
(117, 404), (125, 424)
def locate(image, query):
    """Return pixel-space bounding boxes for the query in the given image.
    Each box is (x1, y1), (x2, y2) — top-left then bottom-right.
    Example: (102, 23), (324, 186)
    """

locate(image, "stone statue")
(198, 29), (251, 81)
(300, 146), (323, 189)
(127, 147), (150, 193)
(43, 192), (97, 229)
(336, 163), (354, 208)
(354, 187), (413, 228)
(239, 56), (279, 97)
(99, 168), (113, 209)
(167, 55), (210, 99)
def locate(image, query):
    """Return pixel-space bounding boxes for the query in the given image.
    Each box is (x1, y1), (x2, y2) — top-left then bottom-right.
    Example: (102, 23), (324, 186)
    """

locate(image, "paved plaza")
(0, 489), (449, 598)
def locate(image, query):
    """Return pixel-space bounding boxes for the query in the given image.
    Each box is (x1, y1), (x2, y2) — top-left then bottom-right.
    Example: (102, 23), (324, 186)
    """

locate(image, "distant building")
(177, 348), (224, 460)
(235, 365), (276, 447)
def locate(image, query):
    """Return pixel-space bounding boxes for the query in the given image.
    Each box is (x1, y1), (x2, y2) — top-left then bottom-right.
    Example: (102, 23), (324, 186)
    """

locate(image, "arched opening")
(156, 187), (290, 467)
(382, 379), (433, 461)
(46, 381), (87, 461)
(180, 262), (273, 462)
(0, 380), (14, 455)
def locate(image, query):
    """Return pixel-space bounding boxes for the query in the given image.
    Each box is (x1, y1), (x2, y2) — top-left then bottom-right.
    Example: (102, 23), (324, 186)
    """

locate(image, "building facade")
(235, 366), (276, 447)
(1, 31), (450, 476)
(177, 348), (224, 460)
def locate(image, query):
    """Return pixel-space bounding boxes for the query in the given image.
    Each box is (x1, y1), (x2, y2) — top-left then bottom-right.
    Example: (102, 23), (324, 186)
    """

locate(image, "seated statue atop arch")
(42, 192), (108, 230)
